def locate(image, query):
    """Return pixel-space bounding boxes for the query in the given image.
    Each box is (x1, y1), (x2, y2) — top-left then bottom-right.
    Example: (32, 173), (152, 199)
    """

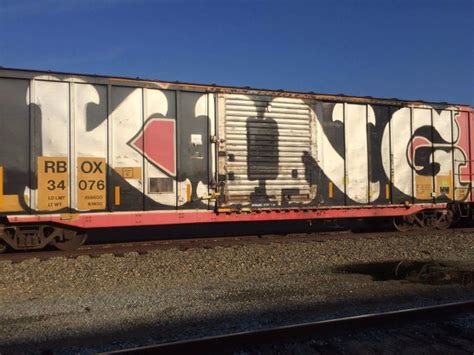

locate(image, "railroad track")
(106, 300), (474, 354)
(1, 227), (473, 263)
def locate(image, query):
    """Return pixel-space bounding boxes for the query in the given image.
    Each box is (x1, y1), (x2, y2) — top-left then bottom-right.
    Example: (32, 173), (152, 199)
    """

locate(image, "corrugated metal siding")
(221, 94), (315, 206)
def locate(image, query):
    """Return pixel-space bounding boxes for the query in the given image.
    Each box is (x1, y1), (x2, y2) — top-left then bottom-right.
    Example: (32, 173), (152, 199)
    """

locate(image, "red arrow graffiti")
(129, 118), (176, 176)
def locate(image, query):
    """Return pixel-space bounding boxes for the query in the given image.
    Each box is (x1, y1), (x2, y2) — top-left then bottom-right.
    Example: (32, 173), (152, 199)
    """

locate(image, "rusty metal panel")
(220, 94), (316, 208)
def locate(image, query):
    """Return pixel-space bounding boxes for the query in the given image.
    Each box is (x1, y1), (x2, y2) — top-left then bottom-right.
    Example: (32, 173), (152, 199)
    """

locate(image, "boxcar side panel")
(110, 86), (144, 211)
(177, 92), (211, 209)
(470, 109), (474, 202)
(314, 102), (346, 206)
(412, 107), (433, 202)
(142, 88), (177, 210)
(370, 105), (391, 205)
(73, 83), (108, 212)
(344, 103), (375, 205)
(432, 109), (454, 203)
(35, 80), (70, 212)
(0, 78), (30, 214)
(454, 109), (472, 201)
(390, 107), (412, 204)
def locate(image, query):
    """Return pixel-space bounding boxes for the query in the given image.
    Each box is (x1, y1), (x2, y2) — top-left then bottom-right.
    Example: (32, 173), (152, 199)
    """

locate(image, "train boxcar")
(0, 68), (472, 251)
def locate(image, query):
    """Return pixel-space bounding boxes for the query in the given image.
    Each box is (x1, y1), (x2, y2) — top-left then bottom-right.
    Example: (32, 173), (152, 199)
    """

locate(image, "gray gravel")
(0, 231), (473, 353)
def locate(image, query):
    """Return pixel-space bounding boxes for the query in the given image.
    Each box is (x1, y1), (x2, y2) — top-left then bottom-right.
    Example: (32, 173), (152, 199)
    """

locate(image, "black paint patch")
(0, 78), (31, 213)
(177, 92), (210, 210)
(247, 115), (279, 206)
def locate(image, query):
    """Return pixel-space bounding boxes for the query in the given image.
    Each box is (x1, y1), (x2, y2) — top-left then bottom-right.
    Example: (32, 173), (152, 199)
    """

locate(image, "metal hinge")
(200, 192), (221, 201)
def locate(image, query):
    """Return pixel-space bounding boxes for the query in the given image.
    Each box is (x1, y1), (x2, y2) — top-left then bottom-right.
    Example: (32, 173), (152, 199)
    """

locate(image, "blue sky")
(0, 0), (472, 104)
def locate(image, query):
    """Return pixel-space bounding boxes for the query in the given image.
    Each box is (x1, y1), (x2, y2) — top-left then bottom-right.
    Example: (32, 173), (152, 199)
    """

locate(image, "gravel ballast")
(0, 231), (473, 353)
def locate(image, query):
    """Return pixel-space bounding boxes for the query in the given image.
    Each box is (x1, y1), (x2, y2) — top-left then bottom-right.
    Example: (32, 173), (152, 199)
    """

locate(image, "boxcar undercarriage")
(0, 203), (470, 252)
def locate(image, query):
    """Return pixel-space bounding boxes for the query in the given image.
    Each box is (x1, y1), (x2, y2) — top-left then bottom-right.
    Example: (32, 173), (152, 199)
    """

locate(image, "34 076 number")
(47, 179), (105, 191)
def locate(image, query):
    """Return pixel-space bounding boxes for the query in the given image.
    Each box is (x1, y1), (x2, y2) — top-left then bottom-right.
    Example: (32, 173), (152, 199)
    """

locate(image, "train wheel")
(52, 230), (87, 251)
(434, 210), (453, 230)
(393, 215), (414, 232)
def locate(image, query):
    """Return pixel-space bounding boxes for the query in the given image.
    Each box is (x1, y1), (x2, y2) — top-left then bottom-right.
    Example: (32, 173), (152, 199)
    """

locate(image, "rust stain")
(1, 68), (465, 109)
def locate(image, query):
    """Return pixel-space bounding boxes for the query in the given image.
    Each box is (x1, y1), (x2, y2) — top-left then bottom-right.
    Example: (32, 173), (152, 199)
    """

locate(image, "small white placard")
(191, 134), (202, 145)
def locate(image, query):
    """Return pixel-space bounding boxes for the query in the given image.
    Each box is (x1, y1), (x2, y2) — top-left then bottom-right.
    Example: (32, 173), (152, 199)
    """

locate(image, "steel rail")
(106, 300), (474, 354)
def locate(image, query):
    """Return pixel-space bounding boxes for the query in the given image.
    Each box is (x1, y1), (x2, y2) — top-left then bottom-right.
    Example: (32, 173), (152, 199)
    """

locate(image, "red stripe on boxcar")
(6, 204), (447, 229)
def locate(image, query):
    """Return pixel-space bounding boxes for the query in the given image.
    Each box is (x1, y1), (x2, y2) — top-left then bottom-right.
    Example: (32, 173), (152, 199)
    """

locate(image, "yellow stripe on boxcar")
(115, 186), (121, 206)
(186, 183), (192, 202)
